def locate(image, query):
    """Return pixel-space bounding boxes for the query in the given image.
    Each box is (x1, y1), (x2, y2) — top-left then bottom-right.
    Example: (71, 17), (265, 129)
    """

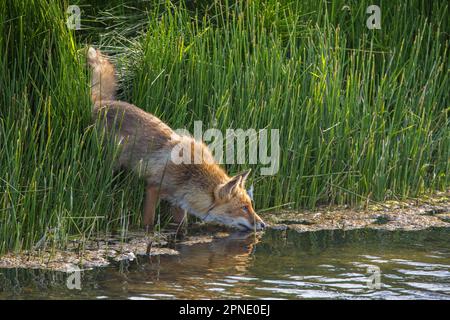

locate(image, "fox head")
(203, 170), (266, 231)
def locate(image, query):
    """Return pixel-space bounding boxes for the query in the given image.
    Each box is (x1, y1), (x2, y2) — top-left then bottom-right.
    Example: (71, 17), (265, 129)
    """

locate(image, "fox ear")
(247, 184), (254, 201)
(216, 176), (242, 200)
(236, 169), (251, 188)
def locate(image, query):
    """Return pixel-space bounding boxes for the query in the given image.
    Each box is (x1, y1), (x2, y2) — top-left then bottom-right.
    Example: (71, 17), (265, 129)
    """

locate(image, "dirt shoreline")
(0, 192), (448, 272)
(264, 192), (450, 233)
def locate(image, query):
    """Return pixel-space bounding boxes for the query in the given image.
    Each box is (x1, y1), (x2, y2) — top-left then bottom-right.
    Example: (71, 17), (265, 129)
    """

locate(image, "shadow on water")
(1, 228), (449, 299)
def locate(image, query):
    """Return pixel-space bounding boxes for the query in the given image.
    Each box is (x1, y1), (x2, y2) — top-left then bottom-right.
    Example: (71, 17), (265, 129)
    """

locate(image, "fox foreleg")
(143, 186), (159, 229)
(171, 206), (187, 225)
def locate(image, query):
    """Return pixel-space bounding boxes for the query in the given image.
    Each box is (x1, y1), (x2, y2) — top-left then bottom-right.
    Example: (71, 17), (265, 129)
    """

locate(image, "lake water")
(0, 228), (449, 299)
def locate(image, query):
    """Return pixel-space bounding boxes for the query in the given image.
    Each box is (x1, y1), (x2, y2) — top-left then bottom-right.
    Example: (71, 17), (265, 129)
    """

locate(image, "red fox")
(87, 47), (266, 231)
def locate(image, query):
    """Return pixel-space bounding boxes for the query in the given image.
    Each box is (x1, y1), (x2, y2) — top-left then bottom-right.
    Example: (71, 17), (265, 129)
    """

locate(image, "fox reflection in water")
(102, 231), (263, 297)
(143, 232), (261, 279)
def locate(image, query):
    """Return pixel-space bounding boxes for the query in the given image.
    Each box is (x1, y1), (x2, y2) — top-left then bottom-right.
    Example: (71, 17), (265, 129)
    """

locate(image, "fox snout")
(234, 213), (266, 231)
(205, 211), (267, 232)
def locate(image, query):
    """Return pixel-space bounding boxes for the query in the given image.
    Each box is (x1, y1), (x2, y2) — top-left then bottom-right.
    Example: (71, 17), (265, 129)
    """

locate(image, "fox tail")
(87, 47), (117, 105)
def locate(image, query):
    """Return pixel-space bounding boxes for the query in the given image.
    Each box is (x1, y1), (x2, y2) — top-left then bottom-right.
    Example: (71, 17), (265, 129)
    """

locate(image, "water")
(1, 228), (449, 299)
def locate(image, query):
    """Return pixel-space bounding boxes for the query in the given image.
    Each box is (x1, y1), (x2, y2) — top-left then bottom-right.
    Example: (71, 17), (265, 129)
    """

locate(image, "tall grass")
(0, 1), (143, 253)
(0, 0), (448, 253)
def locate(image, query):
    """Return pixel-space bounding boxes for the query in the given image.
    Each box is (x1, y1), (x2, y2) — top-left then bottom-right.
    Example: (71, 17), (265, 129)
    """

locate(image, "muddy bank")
(262, 192), (450, 233)
(0, 192), (448, 272)
(0, 225), (233, 272)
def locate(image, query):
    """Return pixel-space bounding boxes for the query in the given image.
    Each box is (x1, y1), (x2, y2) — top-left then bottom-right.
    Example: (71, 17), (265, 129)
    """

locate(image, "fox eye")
(242, 205), (249, 213)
